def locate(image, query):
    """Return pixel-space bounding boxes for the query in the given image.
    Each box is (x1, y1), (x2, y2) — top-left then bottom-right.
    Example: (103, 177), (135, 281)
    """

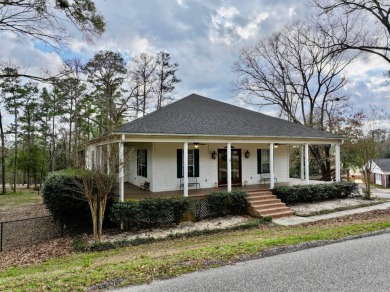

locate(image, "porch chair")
(139, 181), (150, 191)
(260, 173), (277, 184)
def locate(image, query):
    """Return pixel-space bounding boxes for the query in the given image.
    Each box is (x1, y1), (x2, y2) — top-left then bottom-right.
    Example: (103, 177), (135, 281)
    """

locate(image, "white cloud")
(236, 12), (269, 39)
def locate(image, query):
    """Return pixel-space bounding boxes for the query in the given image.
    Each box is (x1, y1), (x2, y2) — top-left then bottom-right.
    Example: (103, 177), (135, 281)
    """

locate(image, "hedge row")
(110, 191), (248, 231)
(207, 191), (248, 217)
(110, 197), (191, 230)
(273, 182), (358, 205)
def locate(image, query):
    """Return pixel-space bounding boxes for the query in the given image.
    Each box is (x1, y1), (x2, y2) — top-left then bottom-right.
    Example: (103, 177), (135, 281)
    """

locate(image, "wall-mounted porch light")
(194, 143), (199, 148)
(274, 143), (279, 149)
(211, 150), (217, 160)
(245, 150), (250, 159)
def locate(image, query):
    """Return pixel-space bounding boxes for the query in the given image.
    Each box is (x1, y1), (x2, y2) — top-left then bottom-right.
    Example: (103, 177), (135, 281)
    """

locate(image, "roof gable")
(374, 159), (390, 173)
(115, 94), (340, 140)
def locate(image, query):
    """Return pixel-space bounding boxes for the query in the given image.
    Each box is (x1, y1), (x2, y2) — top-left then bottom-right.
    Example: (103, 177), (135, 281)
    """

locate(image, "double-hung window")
(257, 149), (270, 173)
(177, 148), (199, 178)
(137, 150), (147, 177)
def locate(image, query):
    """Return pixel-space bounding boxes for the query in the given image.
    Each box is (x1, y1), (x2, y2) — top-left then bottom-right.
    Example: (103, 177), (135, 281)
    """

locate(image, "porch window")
(137, 150), (147, 177)
(177, 149), (199, 178)
(187, 149), (195, 177)
(257, 149), (270, 173)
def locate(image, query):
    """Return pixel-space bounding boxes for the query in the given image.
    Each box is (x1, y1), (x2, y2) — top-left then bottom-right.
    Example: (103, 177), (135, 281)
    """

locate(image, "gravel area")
(290, 197), (385, 216)
(100, 215), (252, 243)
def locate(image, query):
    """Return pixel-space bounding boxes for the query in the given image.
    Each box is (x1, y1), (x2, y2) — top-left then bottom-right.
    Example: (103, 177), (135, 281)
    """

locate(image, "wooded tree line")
(0, 50), (180, 193)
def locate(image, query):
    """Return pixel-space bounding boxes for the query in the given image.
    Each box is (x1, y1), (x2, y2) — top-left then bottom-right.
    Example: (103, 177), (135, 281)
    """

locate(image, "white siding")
(85, 144), (96, 169)
(152, 142), (290, 192)
(124, 143), (154, 190)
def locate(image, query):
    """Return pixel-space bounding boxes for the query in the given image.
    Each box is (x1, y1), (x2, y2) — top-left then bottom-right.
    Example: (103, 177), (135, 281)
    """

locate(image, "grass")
(298, 200), (387, 217)
(2, 217), (390, 291)
(0, 190), (41, 211)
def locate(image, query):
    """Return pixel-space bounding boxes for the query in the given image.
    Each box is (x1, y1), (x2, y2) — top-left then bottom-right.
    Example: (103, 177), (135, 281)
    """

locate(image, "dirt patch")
(0, 237), (73, 270)
(0, 204), (50, 222)
(301, 209), (390, 226)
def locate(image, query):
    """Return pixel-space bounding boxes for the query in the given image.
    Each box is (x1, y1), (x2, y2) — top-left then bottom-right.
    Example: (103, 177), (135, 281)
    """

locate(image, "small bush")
(207, 191), (248, 217)
(274, 182), (358, 205)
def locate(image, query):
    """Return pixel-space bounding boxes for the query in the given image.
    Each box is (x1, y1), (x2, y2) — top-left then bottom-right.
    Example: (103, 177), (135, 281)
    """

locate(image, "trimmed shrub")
(110, 192), (248, 231)
(273, 182), (358, 205)
(110, 197), (192, 230)
(207, 191), (248, 217)
(41, 169), (114, 228)
(42, 169), (89, 226)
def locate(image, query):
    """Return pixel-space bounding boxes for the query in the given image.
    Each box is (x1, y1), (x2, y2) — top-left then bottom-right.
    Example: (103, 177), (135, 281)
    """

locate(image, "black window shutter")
(177, 149), (182, 178)
(257, 149), (262, 174)
(144, 150), (147, 178)
(194, 149), (200, 177)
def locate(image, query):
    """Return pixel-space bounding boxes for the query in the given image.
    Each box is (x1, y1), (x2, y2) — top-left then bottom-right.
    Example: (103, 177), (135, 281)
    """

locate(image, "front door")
(218, 149), (242, 186)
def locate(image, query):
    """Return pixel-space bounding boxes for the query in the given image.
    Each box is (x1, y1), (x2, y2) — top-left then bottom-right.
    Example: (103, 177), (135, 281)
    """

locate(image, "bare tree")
(0, 0), (105, 80)
(129, 53), (156, 116)
(311, 0), (390, 63)
(233, 21), (356, 175)
(0, 0), (105, 46)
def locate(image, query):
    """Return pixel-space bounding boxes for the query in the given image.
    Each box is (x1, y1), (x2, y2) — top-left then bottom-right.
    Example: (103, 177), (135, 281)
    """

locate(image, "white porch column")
(270, 143), (275, 189)
(335, 144), (341, 182)
(305, 143), (309, 185)
(119, 136), (124, 202)
(107, 144), (111, 175)
(227, 142), (232, 192)
(183, 142), (189, 197)
(300, 145), (304, 180)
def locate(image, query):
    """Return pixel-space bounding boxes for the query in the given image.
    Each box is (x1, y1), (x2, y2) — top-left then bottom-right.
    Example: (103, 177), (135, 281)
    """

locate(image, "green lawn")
(0, 191), (41, 211)
(2, 219), (390, 291)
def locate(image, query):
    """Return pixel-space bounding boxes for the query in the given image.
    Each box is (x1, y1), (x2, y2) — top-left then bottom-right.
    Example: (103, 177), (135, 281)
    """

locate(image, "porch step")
(249, 198), (282, 205)
(247, 191), (294, 219)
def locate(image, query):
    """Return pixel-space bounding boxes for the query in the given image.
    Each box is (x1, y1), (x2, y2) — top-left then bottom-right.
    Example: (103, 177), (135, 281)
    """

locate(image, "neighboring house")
(369, 159), (390, 187)
(85, 94), (343, 201)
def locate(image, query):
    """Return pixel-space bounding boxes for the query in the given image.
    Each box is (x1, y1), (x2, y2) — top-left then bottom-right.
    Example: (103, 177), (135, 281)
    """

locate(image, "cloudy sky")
(2, 0), (390, 118)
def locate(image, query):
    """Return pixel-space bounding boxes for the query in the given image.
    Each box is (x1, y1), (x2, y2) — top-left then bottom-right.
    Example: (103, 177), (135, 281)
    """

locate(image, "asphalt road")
(117, 232), (390, 292)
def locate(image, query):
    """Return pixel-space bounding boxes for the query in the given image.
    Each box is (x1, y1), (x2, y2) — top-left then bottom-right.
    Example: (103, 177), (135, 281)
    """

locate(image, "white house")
(85, 94), (343, 201)
(370, 159), (390, 187)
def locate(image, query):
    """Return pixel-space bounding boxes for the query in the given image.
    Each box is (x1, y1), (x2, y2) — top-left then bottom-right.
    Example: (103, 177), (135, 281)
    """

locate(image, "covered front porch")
(116, 178), (330, 200)
(114, 139), (341, 202)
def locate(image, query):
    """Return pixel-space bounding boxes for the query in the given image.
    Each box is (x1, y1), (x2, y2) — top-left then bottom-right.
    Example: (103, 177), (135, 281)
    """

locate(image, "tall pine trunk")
(13, 108), (18, 192)
(0, 111), (5, 194)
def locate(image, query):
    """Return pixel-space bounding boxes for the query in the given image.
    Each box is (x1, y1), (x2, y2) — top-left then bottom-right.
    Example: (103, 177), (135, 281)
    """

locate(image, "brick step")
(248, 191), (273, 196)
(255, 210), (295, 219)
(251, 202), (286, 210)
(248, 196), (280, 203)
(248, 194), (275, 199)
(255, 206), (292, 215)
(247, 191), (294, 219)
(249, 198), (282, 204)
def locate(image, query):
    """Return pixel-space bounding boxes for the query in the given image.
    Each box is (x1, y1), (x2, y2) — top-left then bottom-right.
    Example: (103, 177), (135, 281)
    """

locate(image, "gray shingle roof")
(115, 94), (340, 139)
(375, 159), (390, 172)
